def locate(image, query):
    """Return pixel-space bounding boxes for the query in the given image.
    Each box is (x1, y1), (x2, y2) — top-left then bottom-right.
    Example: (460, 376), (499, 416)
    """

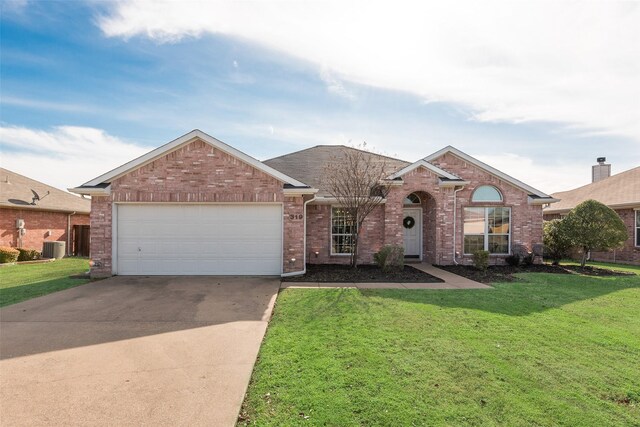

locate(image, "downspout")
(281, 195), (316, 277)
(452, 186), (464, 265)
(67, 211), (76, 257)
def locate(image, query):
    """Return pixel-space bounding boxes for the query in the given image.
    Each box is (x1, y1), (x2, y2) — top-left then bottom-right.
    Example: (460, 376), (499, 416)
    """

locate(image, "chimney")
(592, 157), (611, 183)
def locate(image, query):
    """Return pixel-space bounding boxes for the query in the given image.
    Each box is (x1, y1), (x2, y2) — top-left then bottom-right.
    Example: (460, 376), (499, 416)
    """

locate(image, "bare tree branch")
(323, 143), (392, 268)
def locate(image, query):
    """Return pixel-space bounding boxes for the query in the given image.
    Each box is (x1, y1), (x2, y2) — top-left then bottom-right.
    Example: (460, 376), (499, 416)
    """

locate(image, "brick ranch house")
(544, 160), (639, 265)
(1, 168), (90, 256)
(70, 130), (557, 278)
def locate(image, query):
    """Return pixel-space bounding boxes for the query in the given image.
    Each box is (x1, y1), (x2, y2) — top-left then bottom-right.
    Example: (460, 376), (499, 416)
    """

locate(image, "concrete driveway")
(0, 276), (280, 426)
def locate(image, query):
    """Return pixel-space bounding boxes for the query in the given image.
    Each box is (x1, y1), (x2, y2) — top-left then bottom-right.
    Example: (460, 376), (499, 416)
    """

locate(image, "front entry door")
(403, 208), (422, 258)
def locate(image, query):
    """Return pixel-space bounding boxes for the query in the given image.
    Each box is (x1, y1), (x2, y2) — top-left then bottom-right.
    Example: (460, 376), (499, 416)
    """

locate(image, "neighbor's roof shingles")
(545, 166), (640, 214)
(0, 168), (90, 214)
(264, 145), (410, 196)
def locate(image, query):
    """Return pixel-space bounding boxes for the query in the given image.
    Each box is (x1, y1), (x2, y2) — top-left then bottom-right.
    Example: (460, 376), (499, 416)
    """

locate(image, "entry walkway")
(281, 264), (491, 289)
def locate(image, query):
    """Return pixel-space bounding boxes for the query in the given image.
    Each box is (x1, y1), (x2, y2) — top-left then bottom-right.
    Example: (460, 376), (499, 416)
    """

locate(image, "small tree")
(324, 143), (392, 268)
(562, 200), (628, 267)
(543, 219), (573, 265)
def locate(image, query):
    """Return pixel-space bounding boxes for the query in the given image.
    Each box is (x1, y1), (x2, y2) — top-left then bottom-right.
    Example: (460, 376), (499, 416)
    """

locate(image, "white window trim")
(463, 207), (511, 255)
(471, 185), (503, 203)
(330, 206), (355, 256)
(635, 210), (639, 247)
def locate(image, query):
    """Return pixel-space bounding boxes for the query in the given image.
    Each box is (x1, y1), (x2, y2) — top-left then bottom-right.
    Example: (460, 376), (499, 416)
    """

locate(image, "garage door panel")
(116, 204), (283, 275)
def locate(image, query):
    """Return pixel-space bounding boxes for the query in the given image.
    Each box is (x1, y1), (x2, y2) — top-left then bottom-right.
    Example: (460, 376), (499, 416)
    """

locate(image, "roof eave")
(528, 197), (560, 205)
(68, 185), (111, 197)
(283, 187), (319, 196)
(438, 180), (471, 188)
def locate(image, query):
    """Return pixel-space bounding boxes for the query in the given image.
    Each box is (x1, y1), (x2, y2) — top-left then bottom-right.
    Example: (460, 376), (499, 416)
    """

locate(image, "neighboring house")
(544, 160), (640, 265)
(70, 130), (557, 278)
(0, 168), (91, 256)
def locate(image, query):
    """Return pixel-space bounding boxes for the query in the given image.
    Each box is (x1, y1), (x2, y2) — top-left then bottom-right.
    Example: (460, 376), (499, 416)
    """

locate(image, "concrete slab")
(317, 282), (356, 288)
(0, 275), (281, 427)
(401, 283), (458, 289)
(280, 282), (319, 288)
(355, 282), (405, 289)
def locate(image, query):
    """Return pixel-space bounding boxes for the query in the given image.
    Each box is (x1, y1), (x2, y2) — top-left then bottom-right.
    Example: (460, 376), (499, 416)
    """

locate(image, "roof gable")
(79, 130), (310, 189)
(425, 146), (554, 200)
(0, 168), (90, 213)
(387, 159), (463, 181)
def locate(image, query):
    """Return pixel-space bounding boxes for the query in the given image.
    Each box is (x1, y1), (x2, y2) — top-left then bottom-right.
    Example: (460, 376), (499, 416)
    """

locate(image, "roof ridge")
(551, 165), (640, 196)
(265, 144), (410, 164)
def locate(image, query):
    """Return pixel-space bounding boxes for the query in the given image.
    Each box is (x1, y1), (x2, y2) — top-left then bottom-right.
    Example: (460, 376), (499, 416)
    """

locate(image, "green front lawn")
(241, 271), (640, 426)
(0, 258), (90, 307)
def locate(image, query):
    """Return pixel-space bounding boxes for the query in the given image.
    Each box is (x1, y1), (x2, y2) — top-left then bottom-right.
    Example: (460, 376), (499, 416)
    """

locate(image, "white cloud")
(473, 153), (589, 195)
(97, 1), (640, 142)
(0, 125), (148, 191)
(319, 67), (355, 100)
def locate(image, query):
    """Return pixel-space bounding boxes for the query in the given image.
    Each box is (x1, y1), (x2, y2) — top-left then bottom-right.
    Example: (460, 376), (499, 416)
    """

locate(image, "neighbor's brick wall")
(0, 208), (89, 253)
(580, 208), (639, 265)
(430, 152), (544, 265)
(88, 138), (297, 277)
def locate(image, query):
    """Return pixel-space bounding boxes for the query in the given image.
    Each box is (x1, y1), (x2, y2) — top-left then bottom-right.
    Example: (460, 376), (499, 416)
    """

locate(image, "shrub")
(521, 252), (534, 266)
(562, 200), (628, 267)
(0, 246), (20, 264)
(472, 250), (489, 271)
(374, 245), (404, 272)
(505, 254), (520, 266)
(17, 248), (40, 261)
(543, 219), (573, 265)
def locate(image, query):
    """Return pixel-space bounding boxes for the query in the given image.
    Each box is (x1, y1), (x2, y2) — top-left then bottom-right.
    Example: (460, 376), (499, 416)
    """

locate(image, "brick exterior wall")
(305, 152), (545, 266)
(0, 208), (89, 254)
(543, 208), (639, 265)
(306, 204), (385, 265)
(89, 138), (304, 277)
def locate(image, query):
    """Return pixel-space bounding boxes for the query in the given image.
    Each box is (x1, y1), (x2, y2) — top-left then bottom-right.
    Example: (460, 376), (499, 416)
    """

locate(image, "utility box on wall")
(16, 219), (25, 229)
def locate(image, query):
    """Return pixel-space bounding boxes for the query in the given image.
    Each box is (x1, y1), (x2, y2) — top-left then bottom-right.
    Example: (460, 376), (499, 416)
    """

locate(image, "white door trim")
(403, 207), (423, 260)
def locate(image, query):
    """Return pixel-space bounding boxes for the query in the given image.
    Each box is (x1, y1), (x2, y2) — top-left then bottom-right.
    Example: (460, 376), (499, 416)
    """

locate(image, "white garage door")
(116, 204), (282, 275)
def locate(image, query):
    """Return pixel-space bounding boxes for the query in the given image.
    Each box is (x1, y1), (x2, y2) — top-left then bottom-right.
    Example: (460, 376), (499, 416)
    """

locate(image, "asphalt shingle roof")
(0, 168), (90, 214)
(264, 145), (410, 196)
(545, 166), (640, 213)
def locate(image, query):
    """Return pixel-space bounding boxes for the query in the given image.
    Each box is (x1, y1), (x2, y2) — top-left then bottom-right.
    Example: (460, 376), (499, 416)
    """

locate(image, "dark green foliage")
(505, 254), (520, 266)
(563, 200), (628, 267)
(543, 219), (574, 265)
(17, 248), (40, 262)
(0, 246), (20, 264)
(473, 250), (489, 271)
(373, 245), (404, 272)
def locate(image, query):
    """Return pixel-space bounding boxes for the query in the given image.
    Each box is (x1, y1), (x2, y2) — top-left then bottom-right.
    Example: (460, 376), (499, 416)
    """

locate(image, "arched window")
(472, 185), (503, 202)
(404, 193), (421, 204)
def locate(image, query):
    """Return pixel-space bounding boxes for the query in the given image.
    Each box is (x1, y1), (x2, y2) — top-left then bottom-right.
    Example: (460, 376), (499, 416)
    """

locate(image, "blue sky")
(1, 0), (638, 193)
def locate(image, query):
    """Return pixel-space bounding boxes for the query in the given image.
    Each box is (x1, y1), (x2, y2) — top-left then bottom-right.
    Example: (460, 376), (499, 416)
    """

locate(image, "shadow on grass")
(354, 272), (640, 316)
(0, 277), (90, 308)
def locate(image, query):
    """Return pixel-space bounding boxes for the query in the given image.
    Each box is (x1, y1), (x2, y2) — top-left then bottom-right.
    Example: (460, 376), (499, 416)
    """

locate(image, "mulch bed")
(283, 264), (444, 283)
(437, 263), (635, 284)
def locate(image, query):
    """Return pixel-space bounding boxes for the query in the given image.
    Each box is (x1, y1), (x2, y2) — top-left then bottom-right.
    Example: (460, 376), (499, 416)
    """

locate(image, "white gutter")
(281, 195), (317, 277)
(452, 186), (464, 265)
(67, 211), (76, 256)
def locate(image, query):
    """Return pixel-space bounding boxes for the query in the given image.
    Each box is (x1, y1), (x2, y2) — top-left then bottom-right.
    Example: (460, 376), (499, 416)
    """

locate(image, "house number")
(289, 214), (303, 220)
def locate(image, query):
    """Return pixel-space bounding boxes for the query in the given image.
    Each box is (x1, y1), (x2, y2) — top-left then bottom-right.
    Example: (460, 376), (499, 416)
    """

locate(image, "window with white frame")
(636, 210), (639, 247)
(463, 207), (511, 254)
(331, 207), (356, 254)
(472, 185), (503, 202)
